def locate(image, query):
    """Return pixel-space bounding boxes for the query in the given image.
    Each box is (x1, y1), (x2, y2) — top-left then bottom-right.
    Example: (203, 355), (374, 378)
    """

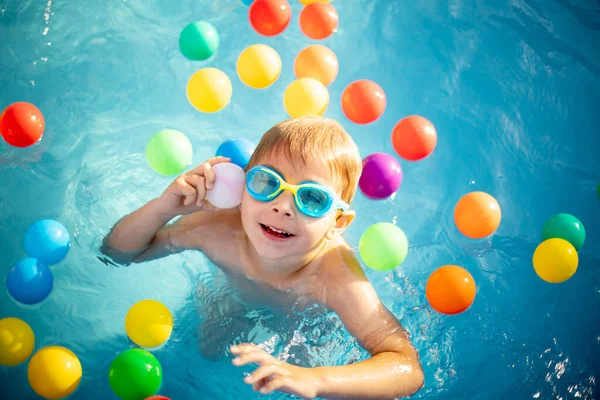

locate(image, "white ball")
(206, 163), (246, 209)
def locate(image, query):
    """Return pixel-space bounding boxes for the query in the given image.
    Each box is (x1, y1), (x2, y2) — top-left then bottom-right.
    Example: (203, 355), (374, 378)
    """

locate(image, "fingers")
(260, 377), (293, 395)
(244, 364), (289, 385)
(230, 343), (265, 355)
(201, 161), (216, 190)
(174, 176), (197, 206)
(188, 156), (231, 175)
(183, 174), (206, 206)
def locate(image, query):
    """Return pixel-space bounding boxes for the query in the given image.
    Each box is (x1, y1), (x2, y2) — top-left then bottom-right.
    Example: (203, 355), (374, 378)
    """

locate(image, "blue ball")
(7, 258), (54, 305)
(216, 138), (255, 169)
(23, 219), (71, 265)
(241, 0), (254, 6)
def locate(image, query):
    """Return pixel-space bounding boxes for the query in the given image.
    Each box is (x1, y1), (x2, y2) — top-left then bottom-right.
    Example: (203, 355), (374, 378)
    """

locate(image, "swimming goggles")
(245, 165), (349, 218)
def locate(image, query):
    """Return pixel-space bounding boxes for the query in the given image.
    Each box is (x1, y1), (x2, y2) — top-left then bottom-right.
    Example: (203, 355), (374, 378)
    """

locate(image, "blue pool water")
(1, 0), (599, 398)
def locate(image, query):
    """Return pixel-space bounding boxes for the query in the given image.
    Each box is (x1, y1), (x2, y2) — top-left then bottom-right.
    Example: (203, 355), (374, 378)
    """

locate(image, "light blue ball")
(216, 138), (256, 169)
(7, 258), (54, 305)
(241, 0), (254, 6)
(23, 219), (71, 265)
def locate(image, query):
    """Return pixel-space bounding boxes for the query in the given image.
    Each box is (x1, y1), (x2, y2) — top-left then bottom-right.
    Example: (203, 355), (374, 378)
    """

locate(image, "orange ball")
(299, 3), (338, 40)
(426, 265), (476, 315)
(294, 45), (338, 86)
(454, 191), (501, 239)
(391, 116), (437, 161)
(249, 0), (291, 36)
(340, 80), (386, 124)
(0, 102), (45, 148)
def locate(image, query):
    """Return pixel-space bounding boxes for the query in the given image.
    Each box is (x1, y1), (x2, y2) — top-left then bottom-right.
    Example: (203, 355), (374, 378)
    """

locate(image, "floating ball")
(294, 45), (338, 86)
(0, 317), (35, 366)
(426, 265), (476, 315)
(237, 44), (282, 89)
(109, 349), (163, 400)
(215, 138), (255, 169)
(359, 222), (408, 271)
(391, 116), (437, 161)
(533, 238), (578, 283)
(179, 21), (219, 61)
(358, 153), (402, 199)
(7, 258), (53, 305)
(249, 0), (291, 36)
(299, 2), (338, 40)
(241, 0), (254, 5)
(0, 102), (45, 147)
(28, 346), (82, 399)
(454, 191), (501, 239)
(299, 0), (329, 4)
(145, 397), (171, 400)
(187, 68), (232, 113)
(206, 163), (246, 209)
(23, 219), (70, 266)
(125, 300), (173, 348)
(541, 213), (585, 251)
(145, 129), (193, 176)
(283, 78), (329, 118)
(341, 80), (386, 124)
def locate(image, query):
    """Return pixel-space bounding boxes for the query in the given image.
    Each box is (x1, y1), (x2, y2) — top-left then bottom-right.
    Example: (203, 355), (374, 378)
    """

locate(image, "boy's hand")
(231, 344), (321, 399)
(157, 156), (231, 217)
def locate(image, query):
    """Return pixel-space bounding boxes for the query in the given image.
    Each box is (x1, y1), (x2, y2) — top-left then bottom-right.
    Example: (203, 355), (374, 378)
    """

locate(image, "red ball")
(299, 3), (339, 40)
(391, 116), (437, 161)
(0, 102), (45, 147)
(144, 397), (171, 400)
(249, 0), (291, 36)
(340, 80), (386, 124)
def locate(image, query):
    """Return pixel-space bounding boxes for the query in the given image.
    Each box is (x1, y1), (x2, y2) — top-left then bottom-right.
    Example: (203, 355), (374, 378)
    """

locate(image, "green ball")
(359, 222), (408, 271)
(179, 21), (219, 61)
(108, 349), (162, 400)
(541, 213), (586, 251)
(146, 129), (192, 176)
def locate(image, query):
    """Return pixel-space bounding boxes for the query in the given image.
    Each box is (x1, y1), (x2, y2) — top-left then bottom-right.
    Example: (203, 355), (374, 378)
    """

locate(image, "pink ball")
(358, 153), (403, 199)
(206, 163), (246, 208)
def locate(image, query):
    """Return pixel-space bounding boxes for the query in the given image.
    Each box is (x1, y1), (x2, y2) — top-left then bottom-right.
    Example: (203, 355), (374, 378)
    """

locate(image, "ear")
(325, 210), (356, 240)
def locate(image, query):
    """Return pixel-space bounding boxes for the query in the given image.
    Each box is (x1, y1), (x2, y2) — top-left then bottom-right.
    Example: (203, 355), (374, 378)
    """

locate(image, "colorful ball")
(426, 265), (476, 315)
(215, 138), (255, 169)
(299, 0), (329, 4)
(179, 21), (219, 61)
(0, 317), (35, 366)
(359, 223), (408, 271)
(294, 45), (338, 86)
(533, 238), (578, 283)
(283, 78), (329, 118)
(299, 3), (338, 40)
(391, 116), (437, 161)
(145, 129), (193, 176)
(249, 0), (291, 36)
(7, 258), (53, 305)
(125, 300), (173, 348)
(454, 191), (501, 239)
(145, 396), (171, 400)
(237, 44), (282, 89)
(341, 80), (386, 124)
(28, 346), (82, 399)
(109, 349), (163, 400)
(23, 219), (70, 266)
(206, 163), (246, 209)
(0, 102), (45, 147)
(187, 68), (232, 113)
(541, 213), (585, 251)
(358, 153), (402, 200)
(241, 0), (254, 6)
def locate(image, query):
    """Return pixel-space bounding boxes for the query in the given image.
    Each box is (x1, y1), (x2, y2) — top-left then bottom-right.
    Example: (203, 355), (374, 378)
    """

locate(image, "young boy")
(102, 117), (424, 399)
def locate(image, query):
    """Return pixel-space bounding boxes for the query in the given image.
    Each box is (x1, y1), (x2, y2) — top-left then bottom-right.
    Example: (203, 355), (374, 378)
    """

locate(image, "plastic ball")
(359, 223), (408, 271)
(7, 258), (53, 305)
(541, 213), (585, 251)
(237, 44), (282, 89)
(426, 265), (476, 314)
(454, 191), (501, 239)
(294, 45), (338, 86)
(23, 219), (70, 265)
(179, 21), (219, 61)
(0, 102), (45, 148)
(299, 0), (329, 4)
(391, 116), (437, 161)
(109, 349), (162, 400)
(0, 317), (35, 366)
(533, 238), (578, 283)
(241, 0), (254, 5)
(283, 78), (329, 118)
(341, 80), (386, 124)
(125, 300), (173, 348)
(145, 397), (171, 400)
(358, 153), (402, 199)
(206, 163), (246, 209)
(299, 3), (338, 40)
(249, 0), (291, 36)
(28, 346), (82, 399)
(187, 68), (232, 113)
(215, 138), (255, 169)
(145, 129), (193, 176)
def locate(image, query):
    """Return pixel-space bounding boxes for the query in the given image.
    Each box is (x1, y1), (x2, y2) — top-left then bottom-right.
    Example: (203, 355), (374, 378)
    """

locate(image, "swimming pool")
(1, 0), (599, 398)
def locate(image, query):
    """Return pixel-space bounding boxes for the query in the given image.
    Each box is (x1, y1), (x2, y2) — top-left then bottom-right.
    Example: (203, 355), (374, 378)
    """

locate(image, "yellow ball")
(283, 78), (329, 118)
(299, 0), (329, 4)
(237, 44), (282, 89)
(187, 68), (232, 113)
(0, 317), (35, 366)
(28, 346), (82, 399)
(125, 299), (173, 348)
(533, 238), (578, 283)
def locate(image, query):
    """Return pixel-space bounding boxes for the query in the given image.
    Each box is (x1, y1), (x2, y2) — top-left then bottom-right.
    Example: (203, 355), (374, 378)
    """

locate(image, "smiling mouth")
(259, 223), (295, 239)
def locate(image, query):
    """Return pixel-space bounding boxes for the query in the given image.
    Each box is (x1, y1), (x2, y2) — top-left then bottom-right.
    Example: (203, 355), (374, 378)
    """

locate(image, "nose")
(271, 191), (295, 218)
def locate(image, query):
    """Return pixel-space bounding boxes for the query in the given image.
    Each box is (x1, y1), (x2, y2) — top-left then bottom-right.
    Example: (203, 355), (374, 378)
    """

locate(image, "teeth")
(268, 226), (290, 235)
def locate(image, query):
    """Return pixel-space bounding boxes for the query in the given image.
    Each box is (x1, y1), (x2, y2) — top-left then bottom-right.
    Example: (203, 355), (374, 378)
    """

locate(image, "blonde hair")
(246, 116), (363, 204)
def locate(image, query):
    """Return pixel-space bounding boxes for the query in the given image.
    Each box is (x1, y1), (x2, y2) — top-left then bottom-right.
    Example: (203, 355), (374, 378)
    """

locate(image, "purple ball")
(359, 153), (403, 199)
